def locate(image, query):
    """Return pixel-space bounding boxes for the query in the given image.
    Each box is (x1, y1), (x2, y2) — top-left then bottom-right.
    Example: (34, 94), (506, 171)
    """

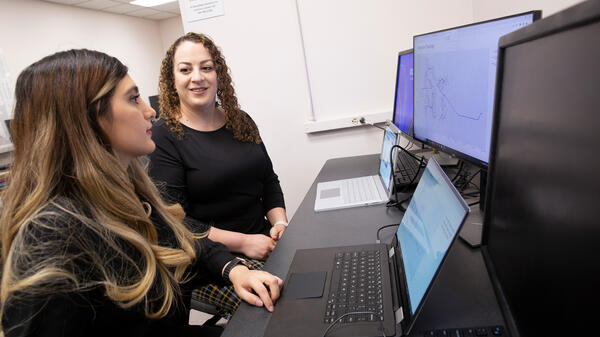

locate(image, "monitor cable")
(387, 144), (424, 211)
(451, 160), (465, 183)
(321, 311), (386, 337)
(459, 169), (481, 192)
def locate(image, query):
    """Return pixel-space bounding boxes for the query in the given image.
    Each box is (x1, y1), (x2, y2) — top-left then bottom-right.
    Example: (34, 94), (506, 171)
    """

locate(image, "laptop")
(314, 126), (398, 212)
(265, 157), (470, 337)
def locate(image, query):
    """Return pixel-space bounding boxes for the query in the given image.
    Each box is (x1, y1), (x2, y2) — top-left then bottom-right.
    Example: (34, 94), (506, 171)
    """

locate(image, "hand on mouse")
(228, 265), (283, 312)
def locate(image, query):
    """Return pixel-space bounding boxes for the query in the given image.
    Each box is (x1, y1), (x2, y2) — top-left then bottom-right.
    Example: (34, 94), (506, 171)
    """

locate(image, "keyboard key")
(475, 327), (488, 336)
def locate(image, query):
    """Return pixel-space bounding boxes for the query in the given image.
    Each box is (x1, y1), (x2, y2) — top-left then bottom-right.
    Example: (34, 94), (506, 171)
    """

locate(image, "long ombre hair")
(158, 32), (261, 143)
(0, 50), (202, 328)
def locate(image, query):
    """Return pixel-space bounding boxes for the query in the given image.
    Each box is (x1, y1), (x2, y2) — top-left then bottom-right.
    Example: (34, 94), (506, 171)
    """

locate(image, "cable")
(322, 311), (386, 337)
(376, 223), (400, 243)
(370, 123), (386, 131)
(359, 117), (386, 131)
(451, 160), (464, 183)
(468, 201), (480, 206)
(459, 169), (481, 192)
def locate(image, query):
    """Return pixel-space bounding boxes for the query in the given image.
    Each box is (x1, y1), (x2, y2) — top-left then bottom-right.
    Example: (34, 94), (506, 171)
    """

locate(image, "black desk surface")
(222, 154), (505, 337)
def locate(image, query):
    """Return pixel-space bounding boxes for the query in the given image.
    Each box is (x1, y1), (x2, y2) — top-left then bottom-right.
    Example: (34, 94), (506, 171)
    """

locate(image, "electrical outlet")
(351, 117), (360, 125)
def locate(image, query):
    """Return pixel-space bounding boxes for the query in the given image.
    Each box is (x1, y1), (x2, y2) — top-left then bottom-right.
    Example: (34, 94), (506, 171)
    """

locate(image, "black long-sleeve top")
(149, 119), (285, 235)
(1, 198), (235, 337)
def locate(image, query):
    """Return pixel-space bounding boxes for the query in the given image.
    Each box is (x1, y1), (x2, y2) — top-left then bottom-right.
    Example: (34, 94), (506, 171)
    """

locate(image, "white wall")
(0, 0), (588, 220)
(158, 16), (185, 54)
(0, 0), (174, 101)
(179, 0), (478, 219)
(472, 0), (586, 21)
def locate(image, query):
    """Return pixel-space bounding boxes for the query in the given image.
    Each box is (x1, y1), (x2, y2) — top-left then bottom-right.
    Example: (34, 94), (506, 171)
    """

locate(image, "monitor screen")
(149, 95), (159, 113)
(484, 3), (599, 336)
(397, 158), (468, 315)
(378, 126), (398, 191)
(392, 50), (414, 136)
(413, 12), (539, 167)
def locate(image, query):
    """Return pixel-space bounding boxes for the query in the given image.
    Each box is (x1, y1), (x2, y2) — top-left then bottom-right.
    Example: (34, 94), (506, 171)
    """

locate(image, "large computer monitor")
(483, 2), (599, 336)
(391, 49), (414, 137)
(413, 11), (541, 167)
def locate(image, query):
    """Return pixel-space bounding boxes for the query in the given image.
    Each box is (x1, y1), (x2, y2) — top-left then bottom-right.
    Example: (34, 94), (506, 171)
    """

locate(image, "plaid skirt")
(192, 258), (264, 319)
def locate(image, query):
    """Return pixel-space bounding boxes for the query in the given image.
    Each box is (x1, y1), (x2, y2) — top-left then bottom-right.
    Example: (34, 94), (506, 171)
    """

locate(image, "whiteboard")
(296, 0), (474, 123)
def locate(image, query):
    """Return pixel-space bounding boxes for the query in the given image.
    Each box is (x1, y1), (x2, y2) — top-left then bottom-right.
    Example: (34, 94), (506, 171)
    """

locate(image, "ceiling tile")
(144, 12), (177, 20)
(76, 0), (122, 10)
(43, 0), (88, 5)
(102, 3), (142, 14)
(125, 8), (161, 17)
(152, 2), (180, 14)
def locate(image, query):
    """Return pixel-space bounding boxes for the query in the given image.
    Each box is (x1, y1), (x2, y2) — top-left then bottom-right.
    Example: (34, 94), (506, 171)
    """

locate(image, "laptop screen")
(378, 126), (398, 191)
(397, 158), (468, 314)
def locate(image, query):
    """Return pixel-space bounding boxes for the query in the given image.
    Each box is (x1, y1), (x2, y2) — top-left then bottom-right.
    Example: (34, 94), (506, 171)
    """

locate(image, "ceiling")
(41, 0), (180, 21)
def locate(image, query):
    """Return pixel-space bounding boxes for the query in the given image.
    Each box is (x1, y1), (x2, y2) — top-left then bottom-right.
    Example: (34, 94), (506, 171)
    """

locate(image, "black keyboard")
(395, 150), (421, 185)
(324, 250), (384, 324)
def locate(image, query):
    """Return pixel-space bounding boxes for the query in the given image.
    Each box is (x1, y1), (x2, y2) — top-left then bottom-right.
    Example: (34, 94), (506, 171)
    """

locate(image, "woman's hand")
(270, 224), (286, 241)
(228, 265), (283, 312)
(241, 234), (276, 260)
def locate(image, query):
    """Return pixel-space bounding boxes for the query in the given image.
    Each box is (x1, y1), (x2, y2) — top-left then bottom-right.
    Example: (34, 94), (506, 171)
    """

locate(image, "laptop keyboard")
(396, 150), (421, 185)
(423, 325), (506, 337)
(342, 176), (378, 203)
(324, 250), (384, 324)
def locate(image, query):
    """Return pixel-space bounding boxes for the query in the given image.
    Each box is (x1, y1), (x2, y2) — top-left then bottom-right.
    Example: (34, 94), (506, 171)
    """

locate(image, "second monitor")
(413, 11), (541, 168)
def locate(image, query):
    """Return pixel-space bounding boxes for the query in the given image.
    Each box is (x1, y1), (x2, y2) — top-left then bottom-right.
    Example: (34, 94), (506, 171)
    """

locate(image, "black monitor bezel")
(391, 48), (414, 138)
(412, 10), (542, 168)
(482, 2), (600, 336)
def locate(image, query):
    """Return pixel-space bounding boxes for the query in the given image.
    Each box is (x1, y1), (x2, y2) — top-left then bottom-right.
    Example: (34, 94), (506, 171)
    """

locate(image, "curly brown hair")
(158, 32), (261, 143)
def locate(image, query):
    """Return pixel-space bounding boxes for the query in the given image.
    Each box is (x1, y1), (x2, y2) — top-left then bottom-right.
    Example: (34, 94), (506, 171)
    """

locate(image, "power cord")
(376, 223), (400, 243)
(321, 311), (387, 337)
(359, 117), (386, 131)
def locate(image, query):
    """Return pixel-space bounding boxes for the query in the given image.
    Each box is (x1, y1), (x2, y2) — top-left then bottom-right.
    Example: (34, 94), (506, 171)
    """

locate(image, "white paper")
(182, 0), (225, 22)
(0, 49), (14, 149)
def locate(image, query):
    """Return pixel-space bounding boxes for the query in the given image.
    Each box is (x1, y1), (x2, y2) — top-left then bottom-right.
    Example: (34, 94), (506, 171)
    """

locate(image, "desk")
(222, 154), (505, 337)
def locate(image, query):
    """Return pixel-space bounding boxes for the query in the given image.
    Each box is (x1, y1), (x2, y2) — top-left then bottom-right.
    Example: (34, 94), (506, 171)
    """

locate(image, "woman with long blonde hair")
(0, 49), (282, 337)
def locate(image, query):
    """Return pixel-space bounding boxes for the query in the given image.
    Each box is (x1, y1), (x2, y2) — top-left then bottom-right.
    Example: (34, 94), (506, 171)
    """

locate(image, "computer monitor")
(392, 49), (414, 137)
(148, 95), (159, 113)
(483, 2), (599, 336)
(413, 11), (541, 167)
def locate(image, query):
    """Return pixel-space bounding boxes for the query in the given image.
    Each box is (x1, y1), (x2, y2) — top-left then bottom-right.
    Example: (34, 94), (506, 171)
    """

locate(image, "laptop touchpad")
(285, 271), (327, 299)
(320, 188), (340, 199)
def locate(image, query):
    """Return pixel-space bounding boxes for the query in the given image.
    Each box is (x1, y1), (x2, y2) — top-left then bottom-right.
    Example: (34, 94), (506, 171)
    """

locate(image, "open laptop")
(314, 126), (398, 212)
(265, 157), (469, 337)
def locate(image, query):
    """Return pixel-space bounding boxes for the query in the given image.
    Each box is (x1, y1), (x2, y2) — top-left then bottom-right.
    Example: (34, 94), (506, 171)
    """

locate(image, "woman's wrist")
(272, 220), (288, 227)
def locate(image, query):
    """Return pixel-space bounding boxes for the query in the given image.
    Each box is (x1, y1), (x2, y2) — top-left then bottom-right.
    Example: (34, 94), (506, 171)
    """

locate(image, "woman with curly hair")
(148, 32), (288, 318)
(0, 49), (282, 337)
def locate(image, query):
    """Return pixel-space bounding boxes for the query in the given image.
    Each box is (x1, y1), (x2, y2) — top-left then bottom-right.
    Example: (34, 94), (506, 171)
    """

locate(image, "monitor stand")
(415, 148), (459, 166)
(459, 206), (483, 248)
(459, 172), (486, 248)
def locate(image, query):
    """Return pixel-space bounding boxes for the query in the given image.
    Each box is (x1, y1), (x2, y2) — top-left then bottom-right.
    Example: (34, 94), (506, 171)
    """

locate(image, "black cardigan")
(149, 119), (285, 235)
(1, 198), (234, 337)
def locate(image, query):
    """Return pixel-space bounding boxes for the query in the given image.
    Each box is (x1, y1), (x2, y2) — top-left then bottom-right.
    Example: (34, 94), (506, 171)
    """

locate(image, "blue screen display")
(397, 159), (468, 314)
(413, 13), (535, 164)
(393, 52), (414, 136)
(379, 126), (397, 191)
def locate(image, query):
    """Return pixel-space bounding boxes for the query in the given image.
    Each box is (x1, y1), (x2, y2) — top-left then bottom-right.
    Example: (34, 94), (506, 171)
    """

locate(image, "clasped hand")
(242, 234), (277, 260)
